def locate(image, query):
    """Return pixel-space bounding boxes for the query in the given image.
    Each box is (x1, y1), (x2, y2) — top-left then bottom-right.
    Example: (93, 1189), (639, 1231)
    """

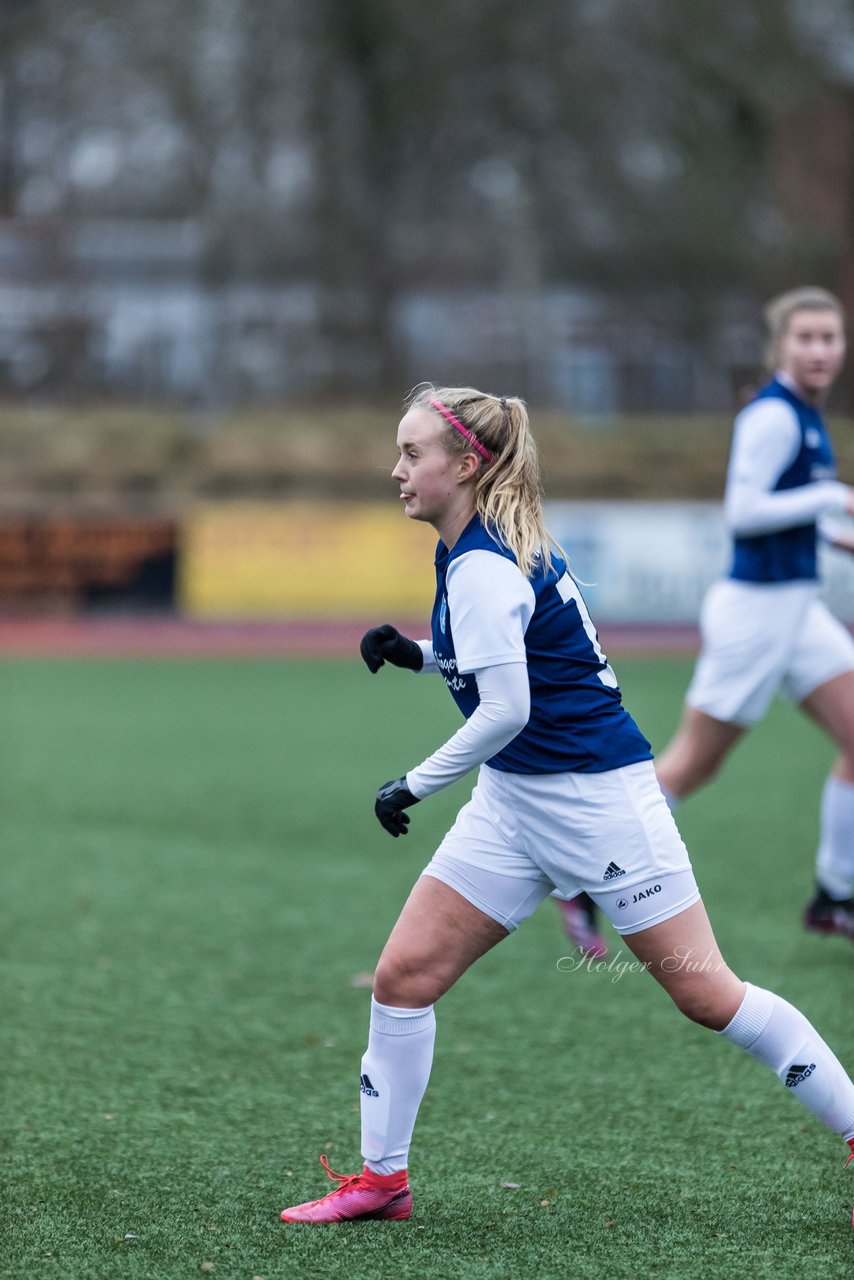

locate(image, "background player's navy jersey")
(431, 515), (652, 774)
(730, 377), (837, 583)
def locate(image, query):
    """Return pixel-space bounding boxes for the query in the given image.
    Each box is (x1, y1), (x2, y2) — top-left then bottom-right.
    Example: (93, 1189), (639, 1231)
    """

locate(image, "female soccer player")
(656, 287), (854, 939)
(281, 384), (854, 1225)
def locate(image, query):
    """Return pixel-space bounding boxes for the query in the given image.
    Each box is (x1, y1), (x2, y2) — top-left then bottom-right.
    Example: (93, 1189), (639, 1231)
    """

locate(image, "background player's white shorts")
(421, 759), (699, 935)
(686, 579), (854, 726)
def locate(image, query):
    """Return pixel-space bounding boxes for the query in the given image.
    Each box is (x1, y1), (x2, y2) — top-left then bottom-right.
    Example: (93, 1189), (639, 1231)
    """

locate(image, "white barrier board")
(546, 501), (854, 623)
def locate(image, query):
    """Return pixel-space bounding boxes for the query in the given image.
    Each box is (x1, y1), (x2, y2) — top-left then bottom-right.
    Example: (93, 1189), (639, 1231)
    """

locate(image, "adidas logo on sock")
(360, 1072), (379, 1098)
(784, 1062), (816, 1088)
(603, 861), (626, 881)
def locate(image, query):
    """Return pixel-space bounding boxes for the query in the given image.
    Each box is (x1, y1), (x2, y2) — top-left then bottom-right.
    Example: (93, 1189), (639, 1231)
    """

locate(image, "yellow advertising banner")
(180, 502), (438, 617)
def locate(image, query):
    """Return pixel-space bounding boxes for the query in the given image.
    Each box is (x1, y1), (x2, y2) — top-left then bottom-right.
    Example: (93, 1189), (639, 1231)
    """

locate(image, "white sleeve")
(817, 513), (854, 550)
(725, 398), (849, 535)
(405, 661), (530, 798)
(444, 550), (535, 672)
(409, 547), (534, 675)
(818, 514), (841, 545)
(415, 639), (439, 673)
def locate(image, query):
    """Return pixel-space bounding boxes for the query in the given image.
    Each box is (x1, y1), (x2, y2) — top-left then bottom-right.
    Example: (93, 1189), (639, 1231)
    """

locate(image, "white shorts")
(421, 759), (699, 935)
(686, 579), (854, 726)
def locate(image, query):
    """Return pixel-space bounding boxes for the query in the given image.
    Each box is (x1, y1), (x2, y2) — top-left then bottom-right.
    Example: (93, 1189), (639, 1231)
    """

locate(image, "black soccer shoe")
(803, 885), (854, 941)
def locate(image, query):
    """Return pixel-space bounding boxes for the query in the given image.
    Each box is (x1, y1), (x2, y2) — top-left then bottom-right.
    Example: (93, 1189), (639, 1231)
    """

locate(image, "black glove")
(375, 777), (420, 837)
(360, 624), (424, 674)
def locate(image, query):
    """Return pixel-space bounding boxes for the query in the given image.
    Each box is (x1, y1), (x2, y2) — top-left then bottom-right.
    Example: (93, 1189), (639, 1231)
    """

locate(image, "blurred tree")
(0, 0), (44, 216)
(3, 0), (854, 400)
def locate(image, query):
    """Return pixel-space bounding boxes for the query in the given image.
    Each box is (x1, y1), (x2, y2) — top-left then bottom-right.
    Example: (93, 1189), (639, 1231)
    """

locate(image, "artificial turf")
(2, 655), (853, 1279)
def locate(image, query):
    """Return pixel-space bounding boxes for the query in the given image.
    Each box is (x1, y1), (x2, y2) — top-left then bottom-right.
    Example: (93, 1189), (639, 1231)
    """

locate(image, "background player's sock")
(360, 997), (436, 1174)
(719, 983), (854, 1140)
(816, 776), (854, 900)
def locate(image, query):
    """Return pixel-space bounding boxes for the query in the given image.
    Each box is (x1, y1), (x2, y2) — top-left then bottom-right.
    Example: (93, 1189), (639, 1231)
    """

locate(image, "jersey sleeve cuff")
(455, 650), (527, 674)
(416, 639), (438, 673)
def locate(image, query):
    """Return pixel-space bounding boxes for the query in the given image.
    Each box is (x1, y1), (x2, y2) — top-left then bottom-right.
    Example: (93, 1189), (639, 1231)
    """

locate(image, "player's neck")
(434, 502), (477, 549)
(776, 368), (828, 406)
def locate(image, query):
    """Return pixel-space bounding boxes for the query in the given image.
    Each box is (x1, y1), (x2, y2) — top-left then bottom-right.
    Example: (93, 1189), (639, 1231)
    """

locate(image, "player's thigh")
(374, 872), (512, 1005)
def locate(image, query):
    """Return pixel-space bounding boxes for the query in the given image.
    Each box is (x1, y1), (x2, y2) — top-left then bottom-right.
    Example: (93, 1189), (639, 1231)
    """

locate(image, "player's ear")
(457, 451), (480, 482)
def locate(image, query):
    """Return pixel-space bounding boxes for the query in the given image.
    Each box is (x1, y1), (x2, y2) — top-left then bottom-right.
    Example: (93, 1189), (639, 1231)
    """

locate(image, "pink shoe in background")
(557, 893), (608, 958)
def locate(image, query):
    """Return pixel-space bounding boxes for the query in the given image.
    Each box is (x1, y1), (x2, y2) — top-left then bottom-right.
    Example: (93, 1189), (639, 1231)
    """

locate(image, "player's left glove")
(375, 777), (420, 837)
(360, 624), (424, 674)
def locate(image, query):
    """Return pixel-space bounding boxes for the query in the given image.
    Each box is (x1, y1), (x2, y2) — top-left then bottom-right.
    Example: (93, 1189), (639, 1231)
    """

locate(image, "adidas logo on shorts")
(603, 861), (626, 881)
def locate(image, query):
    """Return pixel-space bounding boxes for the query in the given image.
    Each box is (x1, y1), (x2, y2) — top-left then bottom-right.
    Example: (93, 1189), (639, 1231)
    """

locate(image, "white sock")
(719, 983), (854, 1141)
(816, 775), (854, 900)
(360, 997), (436, 1175)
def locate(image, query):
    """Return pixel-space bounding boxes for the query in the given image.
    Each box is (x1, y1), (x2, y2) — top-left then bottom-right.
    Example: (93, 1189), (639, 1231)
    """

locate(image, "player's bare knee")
(658, 752), (717, 799)
(373, 949), (441, 1007)
(665, 978), (733, 1029)
(678, 752), (724, 795)
(372, 954), (411, 1005)
(673, 992), (720, 1029)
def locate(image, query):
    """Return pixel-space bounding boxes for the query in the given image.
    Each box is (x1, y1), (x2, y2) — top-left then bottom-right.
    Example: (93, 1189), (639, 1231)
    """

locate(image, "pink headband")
(429, 397), (493, 462)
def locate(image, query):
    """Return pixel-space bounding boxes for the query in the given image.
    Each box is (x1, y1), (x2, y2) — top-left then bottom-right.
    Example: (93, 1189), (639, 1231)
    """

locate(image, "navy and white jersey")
(429, 515), (651, 775)
(728, 376), (847, 583)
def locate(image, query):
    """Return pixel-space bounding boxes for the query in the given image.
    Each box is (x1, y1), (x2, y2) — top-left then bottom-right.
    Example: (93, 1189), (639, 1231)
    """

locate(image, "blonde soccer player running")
(281, 384), (854, 1226)
(657, 288), (854, 939)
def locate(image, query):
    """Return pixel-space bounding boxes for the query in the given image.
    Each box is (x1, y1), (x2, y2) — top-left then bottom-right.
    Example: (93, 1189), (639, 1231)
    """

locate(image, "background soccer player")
(656, 287), (854, 939)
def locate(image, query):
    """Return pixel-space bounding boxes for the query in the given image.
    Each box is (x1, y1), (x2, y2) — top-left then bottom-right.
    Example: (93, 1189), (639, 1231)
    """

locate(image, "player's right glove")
(360, 624), (424, 674)
(375, 777), (420, 837)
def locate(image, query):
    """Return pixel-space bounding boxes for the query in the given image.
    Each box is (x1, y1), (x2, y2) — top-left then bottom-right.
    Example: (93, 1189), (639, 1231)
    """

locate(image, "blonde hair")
(405, 383), (562, 577)
(764, 286), (845, 370)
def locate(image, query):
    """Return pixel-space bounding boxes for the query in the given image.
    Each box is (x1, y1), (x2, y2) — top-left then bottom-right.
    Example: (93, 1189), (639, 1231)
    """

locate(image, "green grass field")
(3, 655), (853, 1280)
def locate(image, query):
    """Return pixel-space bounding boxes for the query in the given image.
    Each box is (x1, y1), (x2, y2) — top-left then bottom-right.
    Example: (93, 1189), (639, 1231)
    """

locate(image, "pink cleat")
(557, 893), (608, 958)
(280, 1154), (412, 1223)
